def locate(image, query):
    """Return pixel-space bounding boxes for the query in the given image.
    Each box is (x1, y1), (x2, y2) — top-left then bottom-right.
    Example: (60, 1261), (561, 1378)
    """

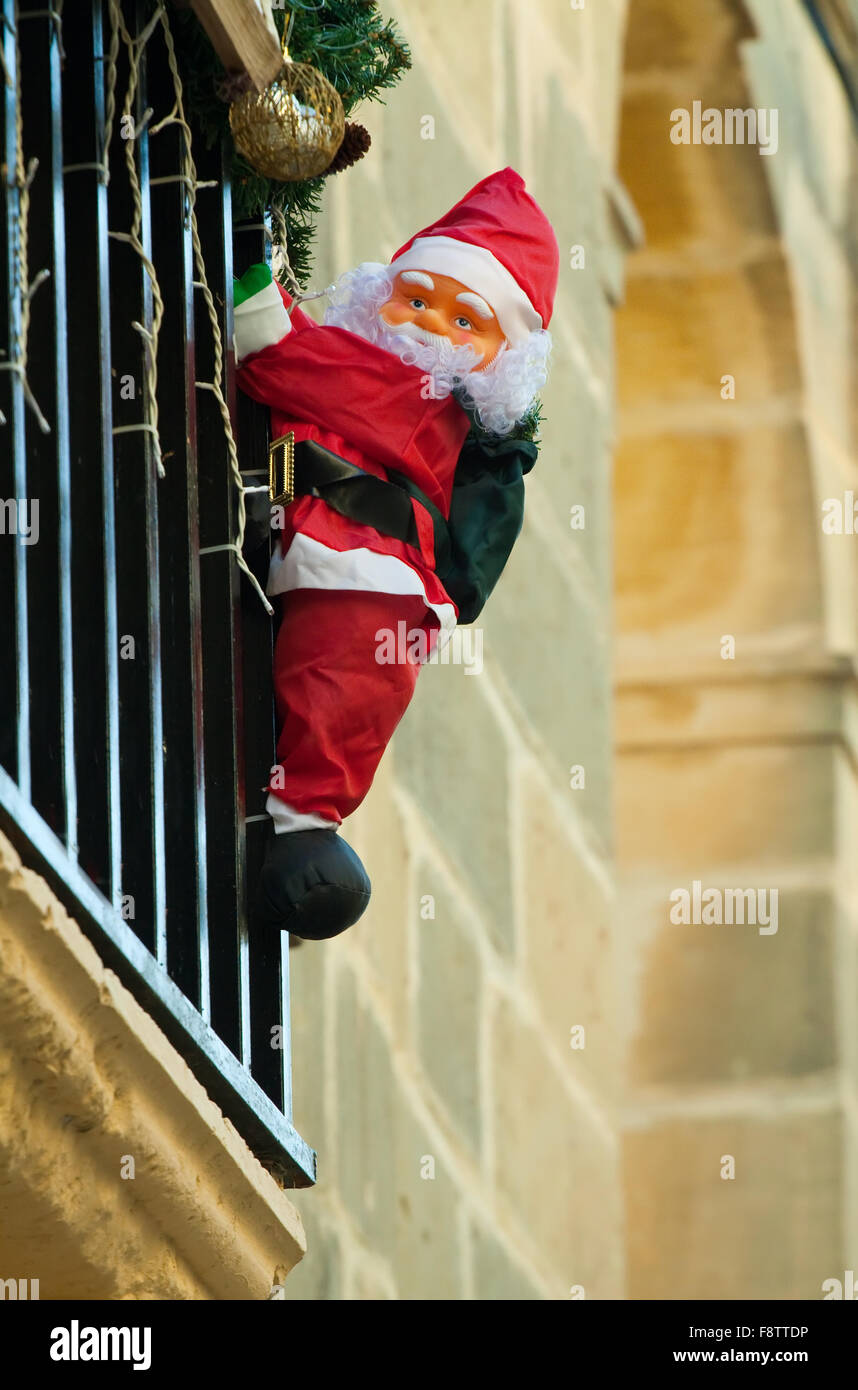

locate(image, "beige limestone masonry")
(4, 0), (853, 1302)
(617, 0), (858, 1298)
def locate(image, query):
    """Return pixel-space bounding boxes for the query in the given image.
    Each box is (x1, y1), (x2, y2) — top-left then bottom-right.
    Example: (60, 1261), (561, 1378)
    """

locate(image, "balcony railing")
(0, 0), (315, 1185)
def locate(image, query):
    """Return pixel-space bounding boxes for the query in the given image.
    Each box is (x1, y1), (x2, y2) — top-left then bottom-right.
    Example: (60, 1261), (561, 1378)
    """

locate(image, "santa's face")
(378, 270), (507, 371)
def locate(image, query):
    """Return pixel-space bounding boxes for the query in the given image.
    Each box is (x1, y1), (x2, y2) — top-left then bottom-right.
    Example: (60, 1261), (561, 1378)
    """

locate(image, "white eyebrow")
(399, 270), (435, 291)
(455, 291), (494, 320)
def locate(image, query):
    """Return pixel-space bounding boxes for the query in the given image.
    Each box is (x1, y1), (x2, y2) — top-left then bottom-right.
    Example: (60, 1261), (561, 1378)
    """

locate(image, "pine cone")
(322, 122), (372, 177)
(215, 70), (255, 104)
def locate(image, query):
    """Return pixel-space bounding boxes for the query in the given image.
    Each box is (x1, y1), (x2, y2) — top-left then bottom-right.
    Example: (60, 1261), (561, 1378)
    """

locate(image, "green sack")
(390, 422), (538, 626)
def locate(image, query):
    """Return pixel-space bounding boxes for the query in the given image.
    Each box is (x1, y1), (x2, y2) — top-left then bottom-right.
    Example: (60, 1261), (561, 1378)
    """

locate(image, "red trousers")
(268, 588), (440, 824)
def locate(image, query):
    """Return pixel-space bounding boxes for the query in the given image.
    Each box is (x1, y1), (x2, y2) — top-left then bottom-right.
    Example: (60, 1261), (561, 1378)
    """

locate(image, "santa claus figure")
(234, 167), (558, 941)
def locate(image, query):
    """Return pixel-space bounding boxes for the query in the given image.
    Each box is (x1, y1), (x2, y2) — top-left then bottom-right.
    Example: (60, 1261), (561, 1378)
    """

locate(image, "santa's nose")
(414, 307), (447, 334)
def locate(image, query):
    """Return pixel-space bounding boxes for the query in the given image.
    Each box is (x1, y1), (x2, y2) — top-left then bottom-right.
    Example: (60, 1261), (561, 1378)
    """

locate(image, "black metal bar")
(194, 135), (251, 1065)
(46, 7), (77, 859)
(231, 215), (294, 1113)
(93, 0), (122, 907)
(0, 765), (316, 1185)
(61, 2), (122, 905)
(280, 937), (293, 1119)
(2, 0), (30, 799)
(146, 21), (209, 1009)
(0, 5), (12, 780)
(17, 5), (82, 864)
(136, 14), (168, 964)
(18, 9), (64, 844)
(106, 1), (165, 958)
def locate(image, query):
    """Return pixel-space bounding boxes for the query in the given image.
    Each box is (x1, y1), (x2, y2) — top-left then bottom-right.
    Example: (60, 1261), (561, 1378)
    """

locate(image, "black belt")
(283, 437), (421, 547)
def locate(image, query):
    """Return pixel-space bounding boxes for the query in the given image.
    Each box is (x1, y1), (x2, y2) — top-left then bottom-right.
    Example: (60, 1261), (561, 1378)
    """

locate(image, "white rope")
(199, 540), (273, 613)
(2, 0), (274, 612)
(101, 0), (272, 614)
(157, 3), (273, 615)
(0, 0), (54, 435)
(105, 0), (165, 476)
(112, 422), (160, 437)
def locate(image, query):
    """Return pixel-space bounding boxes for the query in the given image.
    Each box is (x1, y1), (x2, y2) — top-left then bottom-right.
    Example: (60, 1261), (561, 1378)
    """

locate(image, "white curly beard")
(323, 261), (551, 437)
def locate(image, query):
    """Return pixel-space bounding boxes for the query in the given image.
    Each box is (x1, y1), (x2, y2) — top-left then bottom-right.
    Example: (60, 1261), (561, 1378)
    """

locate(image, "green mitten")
(234, 262), (273, 307)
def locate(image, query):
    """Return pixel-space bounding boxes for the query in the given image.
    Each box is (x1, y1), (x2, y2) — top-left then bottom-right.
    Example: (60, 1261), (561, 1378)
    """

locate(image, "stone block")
(335, 962), (465, 1296)
(350, 1261), (394, 1300)
(416, 866), (483, 1152)
(520, 765), (618, 1104)
(533, 363), (612, 598)
(614, 424), (822, 646)
(625, 887), (835, 1087)
(348, 755), (412, 1045)
(282, 1198), (343, 1301)
(617, 742), (834, 871)
(535, 103), (613, 377)
(335, 964), (397, 1257)
(623, 0), (755, 74)
(619, 81), (778, 256)
(391, 1096), (464, 1300)
(393, 665), (514, 953)
(470, 1221), (545, 1300)
(482, 521), (612, 849)
(619, 257), (801, 414)
(491, 992), (623, 1294)
(744, 0), (854, 232)
(287, 934), (327, 1157)
(624, 1109), (843, 1299)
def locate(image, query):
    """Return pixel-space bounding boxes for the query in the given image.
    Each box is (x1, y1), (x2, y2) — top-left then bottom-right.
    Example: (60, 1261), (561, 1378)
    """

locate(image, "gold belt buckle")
(269, 431), (295, 506)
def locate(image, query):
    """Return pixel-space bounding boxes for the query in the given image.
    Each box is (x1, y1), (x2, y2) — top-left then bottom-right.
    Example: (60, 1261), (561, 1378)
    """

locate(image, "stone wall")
(3, 0), (850, 1303)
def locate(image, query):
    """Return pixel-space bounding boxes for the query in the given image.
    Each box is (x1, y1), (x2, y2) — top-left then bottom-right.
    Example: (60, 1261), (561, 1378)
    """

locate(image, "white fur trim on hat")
(390, 235), (541, 347)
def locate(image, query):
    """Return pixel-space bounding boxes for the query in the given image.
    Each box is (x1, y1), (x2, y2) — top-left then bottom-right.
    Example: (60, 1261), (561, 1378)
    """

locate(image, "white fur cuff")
(233, 280), (292, 363)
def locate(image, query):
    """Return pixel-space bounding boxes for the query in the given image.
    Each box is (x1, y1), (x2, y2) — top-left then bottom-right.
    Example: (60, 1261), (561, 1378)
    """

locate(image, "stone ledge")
(616, 657), (857, 755)
(0, 830), (306, 1300)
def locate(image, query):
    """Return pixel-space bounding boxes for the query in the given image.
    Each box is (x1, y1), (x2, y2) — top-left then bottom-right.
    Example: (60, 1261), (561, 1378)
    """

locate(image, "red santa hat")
(389, 167), (559, 348)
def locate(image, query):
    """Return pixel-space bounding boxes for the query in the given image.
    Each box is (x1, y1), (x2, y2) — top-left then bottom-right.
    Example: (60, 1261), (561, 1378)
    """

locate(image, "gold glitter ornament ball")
(229, 61), (345, 182)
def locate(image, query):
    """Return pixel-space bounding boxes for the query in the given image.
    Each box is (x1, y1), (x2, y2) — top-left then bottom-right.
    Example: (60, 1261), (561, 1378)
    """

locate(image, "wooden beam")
(189, 0), (283, 91)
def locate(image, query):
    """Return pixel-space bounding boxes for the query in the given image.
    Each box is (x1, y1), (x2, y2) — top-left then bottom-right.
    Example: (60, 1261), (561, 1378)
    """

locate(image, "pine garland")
(170, 1), (411, 286)
(464, 399), (546, 446)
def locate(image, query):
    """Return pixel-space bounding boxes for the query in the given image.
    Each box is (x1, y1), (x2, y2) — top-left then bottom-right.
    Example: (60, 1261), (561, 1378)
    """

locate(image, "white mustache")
(377, 313), (481, 356)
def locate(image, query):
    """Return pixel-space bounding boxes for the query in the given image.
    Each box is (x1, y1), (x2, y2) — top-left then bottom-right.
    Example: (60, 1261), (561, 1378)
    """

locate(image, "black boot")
(253, 828), (371, 941)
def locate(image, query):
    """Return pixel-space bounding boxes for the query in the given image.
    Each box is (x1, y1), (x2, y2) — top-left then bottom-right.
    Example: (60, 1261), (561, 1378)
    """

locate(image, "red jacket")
(236, 284), (471, 618)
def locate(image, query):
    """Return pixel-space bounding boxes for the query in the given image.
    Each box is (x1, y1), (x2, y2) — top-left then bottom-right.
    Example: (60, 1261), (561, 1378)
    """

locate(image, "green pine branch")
(170, 1), (411, 286)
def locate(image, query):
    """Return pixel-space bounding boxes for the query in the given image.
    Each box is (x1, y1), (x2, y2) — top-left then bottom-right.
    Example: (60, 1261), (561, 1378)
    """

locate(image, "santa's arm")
(232, 264), (317, 405)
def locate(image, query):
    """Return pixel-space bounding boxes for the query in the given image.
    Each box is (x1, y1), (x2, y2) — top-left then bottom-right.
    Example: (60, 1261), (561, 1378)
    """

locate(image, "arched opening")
(615, 0), (854, 1297)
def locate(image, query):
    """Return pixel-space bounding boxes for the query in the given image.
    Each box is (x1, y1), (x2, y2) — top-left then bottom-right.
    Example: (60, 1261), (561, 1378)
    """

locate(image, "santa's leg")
(254, 587), (439, 940)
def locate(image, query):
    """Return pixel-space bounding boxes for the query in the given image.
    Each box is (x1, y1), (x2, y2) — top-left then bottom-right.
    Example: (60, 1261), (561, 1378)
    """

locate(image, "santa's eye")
(454, 316), (473, 331)
(409, 297), (427, 311)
